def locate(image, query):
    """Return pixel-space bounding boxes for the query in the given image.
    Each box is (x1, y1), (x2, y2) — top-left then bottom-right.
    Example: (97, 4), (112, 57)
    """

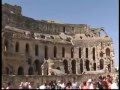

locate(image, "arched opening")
(71, 60), (76, 74)
(34, 60), (42, 75)
(71, 47), (74, 58)
(28, 67), (34, 75)
(4, 40), (8, 51)
(63, 60), (69, 74)
(79, 48), (81, 58)
(15, 42), (19, 52)
(35, 44), (39, 56)
(25, 43), (29, 54)
(5, 67), (9, 75)
(85, 60), (90, 71)
(106, 48), (110, 56)
(108, 64), (111, 72)
(86, 48), (88, 58)
(45, 46), (48, 59)
(93, 63), (96, 71)
(62, 47), (65, 57)
(63, 27), (65, 33)
(80, 59), (83, 74)
(18, 67), (24, 75)
(100, 59), (104, 70)
(54, 46), (57, 58)
(93, 48), (95, 60)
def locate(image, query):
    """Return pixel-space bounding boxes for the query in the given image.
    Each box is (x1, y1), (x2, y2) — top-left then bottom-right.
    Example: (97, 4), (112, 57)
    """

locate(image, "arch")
(71, 60), (76, 74)
(108, 64), (111, 72)
(79, 48), (81, 58)
(93, 48), (95, 60)
(18, 67), (24, 75)
(85, 60), (90, 71)
(25, 43), (29, 54)
(63, 60), (69, 74)
(106, 48), (110, 56)
(4, 40), (8, 51)
(80, 59), (83, 74)
(86, 48), (88, 58)
(35, 44), (39, 56)
(62, 47), (65, 57)
(15, 42), (19, 52)
(34, 60), (42, 75)
(28, 67), (34, 75)
(5, 67), (9, 75)
(45, 46), (48, 59)
(93, 63), (96, 71)
(54, 46), (57, 58)
(100, 59), (104, 70)
(63, 27), (65, 33)
(71, 47), (74, 58)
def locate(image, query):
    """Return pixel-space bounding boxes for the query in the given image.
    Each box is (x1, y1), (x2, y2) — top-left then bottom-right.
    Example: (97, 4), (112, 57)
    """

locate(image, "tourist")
(111, 78), (119, 89)
(87, 79), (94, 89)
(81, 81), (88, 89)
(65, 81), (72, 89)
(72, 78), (78, 89)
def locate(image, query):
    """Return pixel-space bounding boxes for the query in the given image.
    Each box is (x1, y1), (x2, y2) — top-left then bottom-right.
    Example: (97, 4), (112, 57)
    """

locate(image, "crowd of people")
(2, 74), (119, 89)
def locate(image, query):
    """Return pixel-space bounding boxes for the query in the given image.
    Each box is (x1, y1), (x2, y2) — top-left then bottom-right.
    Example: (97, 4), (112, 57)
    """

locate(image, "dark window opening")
(71, 47), (74, 58)
(93, 48), (95, 60)
(93, 63), (96, 71)
(54, 46), (57, 58)
(35, 45), (39, 56)
(63, 60), (69, 74)
(45, 46), (48, 59)
(100, 59), (104, 70)
(63, 27), (65, 33)
(5, 67), (9, 75)
(28, 67), (34, 75)
(18, 67), (24, 75)
(80, 59), (83, 74)
(34, 60), (42, 75)
(106, 48), (110, 56)
(86, 48), (88, 58)
(15, 42), (19, 52)
(25, 43), (29, 54)
(85, 60), (90, 71)
(79, 48), (81, 58)
(62, 47), (65, 57)
(71, 60), (76, 74)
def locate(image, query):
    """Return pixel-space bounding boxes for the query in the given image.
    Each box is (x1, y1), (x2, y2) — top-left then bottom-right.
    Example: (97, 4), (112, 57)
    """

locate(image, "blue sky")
(2, 0), (119, 67)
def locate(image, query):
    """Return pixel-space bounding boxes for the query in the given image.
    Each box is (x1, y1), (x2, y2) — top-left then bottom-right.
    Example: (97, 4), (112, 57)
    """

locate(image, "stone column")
(68, 59), (72, 74)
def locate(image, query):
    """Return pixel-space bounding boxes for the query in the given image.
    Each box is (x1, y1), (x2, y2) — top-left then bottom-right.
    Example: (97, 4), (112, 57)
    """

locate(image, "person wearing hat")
(87, 79), (94, 89)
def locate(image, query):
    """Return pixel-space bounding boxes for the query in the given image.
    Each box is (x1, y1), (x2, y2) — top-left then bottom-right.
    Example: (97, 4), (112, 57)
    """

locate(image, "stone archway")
(108, 64), (111, 72)
(18, 67), (24, 75)
(5, 67), (9, 75)
(85, 60), (90, 71)
(93, 63), (96, 71)
(80, 59), (83, 74)
(106, 48), (110, 56)
(34, 60), (42, 75)
(71, 60), (76, 74)
(100, 59), (104, 70)
(28, 66), (34, 75)
(63, 60), (69, 74)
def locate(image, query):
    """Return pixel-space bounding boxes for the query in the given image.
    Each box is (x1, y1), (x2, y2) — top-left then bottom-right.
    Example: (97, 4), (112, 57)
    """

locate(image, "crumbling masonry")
(2, 3), (115, 76)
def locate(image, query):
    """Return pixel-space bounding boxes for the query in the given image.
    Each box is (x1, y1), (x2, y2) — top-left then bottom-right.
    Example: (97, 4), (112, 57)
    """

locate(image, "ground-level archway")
(34, 60), (42, 75)
(18, 66), (24, 75)
(28, 66), (34, 75)
(100, 59), (104, 70)
(63, 60), (69, 74)
(71, 60), (76, 74)
(80, 59), (83, 74)
(85, 60), (90, 71)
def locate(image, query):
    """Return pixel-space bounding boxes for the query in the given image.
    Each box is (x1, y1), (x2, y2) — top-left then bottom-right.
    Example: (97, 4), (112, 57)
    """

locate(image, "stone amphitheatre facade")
(2, 3), (115, 76)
